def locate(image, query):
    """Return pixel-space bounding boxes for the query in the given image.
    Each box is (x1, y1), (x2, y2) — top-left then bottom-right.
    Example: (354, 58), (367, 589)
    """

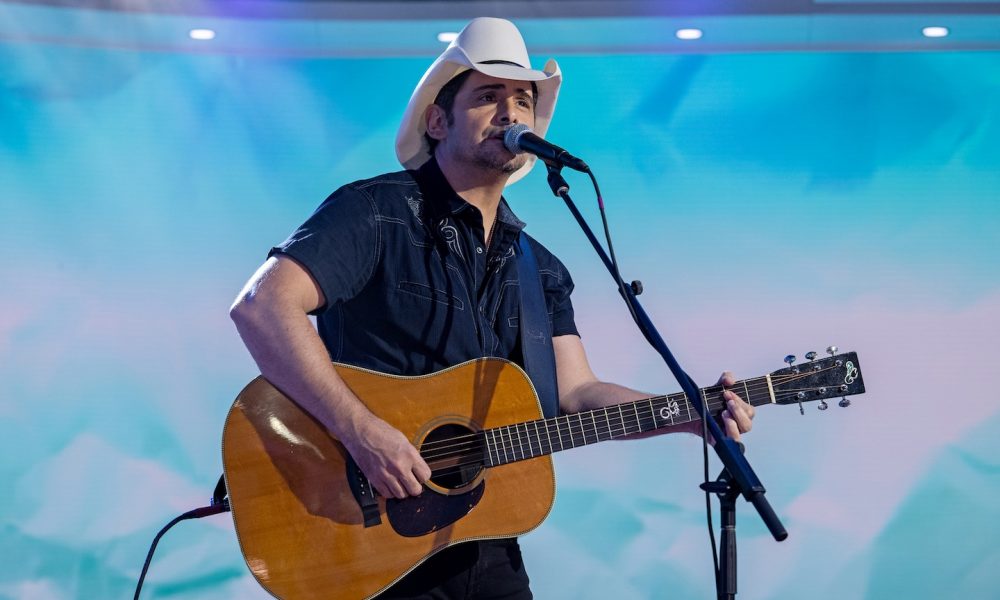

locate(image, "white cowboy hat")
(395, 17), (562, 185)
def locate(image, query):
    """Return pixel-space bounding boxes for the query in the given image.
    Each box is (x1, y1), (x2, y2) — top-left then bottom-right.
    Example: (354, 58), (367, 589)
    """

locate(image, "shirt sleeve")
(528, 236), (579, 339)
(268, 184), (379, 314)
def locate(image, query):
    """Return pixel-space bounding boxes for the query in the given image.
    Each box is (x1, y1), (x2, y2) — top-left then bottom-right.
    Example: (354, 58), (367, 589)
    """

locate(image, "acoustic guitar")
(222, 350), (865, 599)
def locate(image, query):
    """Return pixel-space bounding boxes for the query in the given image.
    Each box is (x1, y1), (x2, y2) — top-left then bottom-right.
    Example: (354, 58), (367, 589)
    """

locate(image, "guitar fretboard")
(482, 376), (772, 467)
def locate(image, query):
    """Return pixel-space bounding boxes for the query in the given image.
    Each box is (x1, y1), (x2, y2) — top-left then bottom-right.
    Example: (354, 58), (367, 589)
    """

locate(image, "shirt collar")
(415, 157), (526, 233)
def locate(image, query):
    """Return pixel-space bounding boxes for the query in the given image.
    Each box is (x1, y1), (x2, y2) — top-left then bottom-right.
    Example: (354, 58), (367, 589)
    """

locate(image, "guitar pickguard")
(386, 482), (486, 537)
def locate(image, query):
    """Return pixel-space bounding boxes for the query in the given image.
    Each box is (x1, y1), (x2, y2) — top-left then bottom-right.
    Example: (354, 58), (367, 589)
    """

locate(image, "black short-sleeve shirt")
(270, 157), (578, 377)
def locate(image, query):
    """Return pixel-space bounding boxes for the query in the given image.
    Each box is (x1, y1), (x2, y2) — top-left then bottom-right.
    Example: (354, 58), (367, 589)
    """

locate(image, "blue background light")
(1, 3), (998, 599)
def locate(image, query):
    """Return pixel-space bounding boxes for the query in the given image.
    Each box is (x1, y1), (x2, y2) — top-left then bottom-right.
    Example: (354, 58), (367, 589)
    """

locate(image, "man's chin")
(471, 148), (529, 175)
(499, 154), (529, 174)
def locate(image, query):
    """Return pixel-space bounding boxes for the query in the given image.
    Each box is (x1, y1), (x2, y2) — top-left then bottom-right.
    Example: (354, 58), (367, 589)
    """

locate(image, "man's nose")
(495, 99), (520, 125)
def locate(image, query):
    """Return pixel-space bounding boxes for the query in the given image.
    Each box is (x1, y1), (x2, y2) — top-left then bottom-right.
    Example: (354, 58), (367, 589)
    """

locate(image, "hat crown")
(451, 17), (533, 70)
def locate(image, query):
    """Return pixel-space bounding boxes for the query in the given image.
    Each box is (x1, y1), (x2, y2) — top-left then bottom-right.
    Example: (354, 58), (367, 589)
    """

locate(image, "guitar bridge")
(345, 455), (381, 528)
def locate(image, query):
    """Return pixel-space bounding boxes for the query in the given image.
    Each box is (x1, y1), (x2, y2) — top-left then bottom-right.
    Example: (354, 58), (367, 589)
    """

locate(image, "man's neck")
(435, 152), (509, 242)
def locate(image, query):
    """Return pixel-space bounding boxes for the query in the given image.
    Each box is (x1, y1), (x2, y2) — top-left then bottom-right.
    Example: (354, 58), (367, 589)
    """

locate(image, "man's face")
(431, 70), (537, 175)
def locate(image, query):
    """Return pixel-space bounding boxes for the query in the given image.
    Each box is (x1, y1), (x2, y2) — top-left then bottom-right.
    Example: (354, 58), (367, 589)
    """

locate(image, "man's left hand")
(717, 371), (755, 442)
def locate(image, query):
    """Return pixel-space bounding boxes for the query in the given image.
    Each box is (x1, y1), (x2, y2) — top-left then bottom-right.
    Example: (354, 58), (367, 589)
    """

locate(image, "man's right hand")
(343, 416), (432, 499)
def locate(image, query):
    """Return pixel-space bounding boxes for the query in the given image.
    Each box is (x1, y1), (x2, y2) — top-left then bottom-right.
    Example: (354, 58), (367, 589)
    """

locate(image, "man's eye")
(480, 94), (495, 102)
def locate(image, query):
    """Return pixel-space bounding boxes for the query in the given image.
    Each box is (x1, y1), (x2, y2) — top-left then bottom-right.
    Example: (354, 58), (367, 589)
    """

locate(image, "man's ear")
(425, 104), (448, 142)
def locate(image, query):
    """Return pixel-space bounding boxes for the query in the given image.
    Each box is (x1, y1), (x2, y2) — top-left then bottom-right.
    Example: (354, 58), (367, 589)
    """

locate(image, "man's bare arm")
(553, 335), (754, 440)
(229, 255), (430, 498)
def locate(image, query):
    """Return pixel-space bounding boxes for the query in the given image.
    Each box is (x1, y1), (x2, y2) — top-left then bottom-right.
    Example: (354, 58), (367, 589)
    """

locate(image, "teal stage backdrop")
(2, 8), (999, 600)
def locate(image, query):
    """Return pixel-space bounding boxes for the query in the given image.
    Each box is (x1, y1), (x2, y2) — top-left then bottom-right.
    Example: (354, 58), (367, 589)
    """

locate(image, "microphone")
(503, 124), (589, 172)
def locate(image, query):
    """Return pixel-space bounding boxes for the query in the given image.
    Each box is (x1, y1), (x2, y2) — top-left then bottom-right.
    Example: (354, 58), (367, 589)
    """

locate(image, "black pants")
(378, 539), (532, 600)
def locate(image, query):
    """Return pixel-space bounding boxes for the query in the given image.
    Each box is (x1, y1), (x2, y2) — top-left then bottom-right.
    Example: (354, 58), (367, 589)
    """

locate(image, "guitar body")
(222, 358), (555, 600)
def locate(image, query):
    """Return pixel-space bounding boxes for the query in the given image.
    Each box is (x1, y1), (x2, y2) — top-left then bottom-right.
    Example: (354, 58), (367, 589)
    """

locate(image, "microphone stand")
(543, 162), (787, 599)
(701, 443), (748, 600)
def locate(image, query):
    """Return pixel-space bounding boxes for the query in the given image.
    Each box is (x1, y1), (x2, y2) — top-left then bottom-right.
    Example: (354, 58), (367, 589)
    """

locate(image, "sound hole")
(421, 423), (484, 490)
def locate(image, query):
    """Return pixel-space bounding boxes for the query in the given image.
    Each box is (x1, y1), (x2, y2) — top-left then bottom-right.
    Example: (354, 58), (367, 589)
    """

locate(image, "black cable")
(582, 167), (722, 597)
(133, 499), (231, 600)
(586, 170), (640, 329)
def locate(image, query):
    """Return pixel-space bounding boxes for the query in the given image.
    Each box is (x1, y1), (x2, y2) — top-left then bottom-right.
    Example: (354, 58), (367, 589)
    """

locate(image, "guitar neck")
(483, 376), (773, 467)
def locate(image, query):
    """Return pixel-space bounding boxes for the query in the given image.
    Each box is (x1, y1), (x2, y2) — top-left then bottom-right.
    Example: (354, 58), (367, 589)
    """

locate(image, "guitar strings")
(426, 395), (741, 477)
(421, 385), (823, 466)
(419, 365), (845, 461)
(419, 363), (843, 455)
(423, 385), (837, 479)
(419, 379), (844, 468)
(422, 384), (843, 477)
(417, 377), (766, 453)
(422, 369), (852, 474)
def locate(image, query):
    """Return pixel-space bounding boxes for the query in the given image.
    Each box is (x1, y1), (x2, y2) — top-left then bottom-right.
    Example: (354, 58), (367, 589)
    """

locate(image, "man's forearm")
(229, 297), (373, 442)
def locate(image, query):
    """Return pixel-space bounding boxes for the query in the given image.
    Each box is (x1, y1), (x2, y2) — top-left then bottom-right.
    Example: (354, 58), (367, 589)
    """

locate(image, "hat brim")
(396, 47), (561, 186)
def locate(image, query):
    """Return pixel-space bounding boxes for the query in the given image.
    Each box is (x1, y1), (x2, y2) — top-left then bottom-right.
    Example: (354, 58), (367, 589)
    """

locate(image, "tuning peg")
(818, 400), (829, 411)
(783, 355), (805, 413)
(826, 345), (838, 357)
(839, 397), (851, 408)
(805, 351), (817, 361)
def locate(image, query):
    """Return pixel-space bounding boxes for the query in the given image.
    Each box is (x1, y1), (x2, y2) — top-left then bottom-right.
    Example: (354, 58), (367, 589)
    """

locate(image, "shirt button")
(476, 247), (483, 254)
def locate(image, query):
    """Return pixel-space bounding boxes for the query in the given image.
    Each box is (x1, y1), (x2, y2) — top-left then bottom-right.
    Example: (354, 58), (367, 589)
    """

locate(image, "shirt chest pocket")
(395, 280), (466, 310)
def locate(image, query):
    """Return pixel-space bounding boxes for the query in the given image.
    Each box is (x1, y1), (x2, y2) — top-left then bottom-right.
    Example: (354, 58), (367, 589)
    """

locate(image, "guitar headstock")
(769, 347), (865, 412)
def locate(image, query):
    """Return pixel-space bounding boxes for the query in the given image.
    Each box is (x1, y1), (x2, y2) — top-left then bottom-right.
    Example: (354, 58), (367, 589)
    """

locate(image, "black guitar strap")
(212, 474), (227, 506)
(516, 234), (560, 419)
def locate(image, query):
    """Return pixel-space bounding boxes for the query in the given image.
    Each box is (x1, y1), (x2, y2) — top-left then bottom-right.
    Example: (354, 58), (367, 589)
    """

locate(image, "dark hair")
(424, 70), (474, 154)
(423, 70), (539, 154)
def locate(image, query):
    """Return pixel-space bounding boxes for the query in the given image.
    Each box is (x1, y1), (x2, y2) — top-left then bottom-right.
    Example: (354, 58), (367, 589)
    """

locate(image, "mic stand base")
(700, 442), (747, 600)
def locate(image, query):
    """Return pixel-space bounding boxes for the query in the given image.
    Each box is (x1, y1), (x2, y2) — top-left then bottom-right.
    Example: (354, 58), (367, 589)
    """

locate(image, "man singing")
(230, 17), (754, 599)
